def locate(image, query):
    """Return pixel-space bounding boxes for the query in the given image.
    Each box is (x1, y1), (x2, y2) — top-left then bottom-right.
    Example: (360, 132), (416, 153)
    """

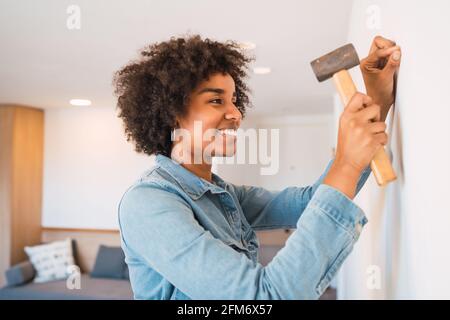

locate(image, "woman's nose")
(224, 103), (242, 123)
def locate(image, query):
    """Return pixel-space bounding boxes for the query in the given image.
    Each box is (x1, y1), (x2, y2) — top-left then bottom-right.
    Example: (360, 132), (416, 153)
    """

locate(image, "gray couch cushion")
(0, 274), (133, 300)
(90, 245), (127, 280)
(5, 261), (36, 287)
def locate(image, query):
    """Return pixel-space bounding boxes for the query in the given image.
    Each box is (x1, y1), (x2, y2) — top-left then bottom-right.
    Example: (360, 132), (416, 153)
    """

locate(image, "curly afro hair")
(113, 35), (253, 157)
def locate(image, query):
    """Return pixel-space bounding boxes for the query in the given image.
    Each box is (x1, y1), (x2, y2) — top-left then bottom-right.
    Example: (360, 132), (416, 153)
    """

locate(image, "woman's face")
(172, 72), (242, 164)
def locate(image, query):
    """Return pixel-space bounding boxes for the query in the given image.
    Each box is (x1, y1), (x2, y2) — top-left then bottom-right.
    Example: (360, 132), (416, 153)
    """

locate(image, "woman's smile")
(216, 128), (238, 137)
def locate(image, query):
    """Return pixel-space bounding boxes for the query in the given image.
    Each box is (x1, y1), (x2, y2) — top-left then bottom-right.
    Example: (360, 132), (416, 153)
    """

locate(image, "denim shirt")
(118, 154), (371, 300)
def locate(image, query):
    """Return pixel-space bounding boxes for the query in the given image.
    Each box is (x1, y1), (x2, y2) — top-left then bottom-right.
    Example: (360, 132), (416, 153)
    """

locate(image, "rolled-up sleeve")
(119, 181), (367, 300)
(232, 158), (371, 230)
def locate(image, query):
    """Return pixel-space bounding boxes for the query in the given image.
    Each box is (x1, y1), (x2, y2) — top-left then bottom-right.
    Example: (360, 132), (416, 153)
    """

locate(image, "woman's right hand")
(335, 92), (388, 173)
(324, 92), (388, 199)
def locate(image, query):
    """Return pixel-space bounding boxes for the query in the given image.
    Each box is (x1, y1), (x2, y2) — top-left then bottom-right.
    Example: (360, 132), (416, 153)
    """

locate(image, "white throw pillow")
(24, 238), (76, 283)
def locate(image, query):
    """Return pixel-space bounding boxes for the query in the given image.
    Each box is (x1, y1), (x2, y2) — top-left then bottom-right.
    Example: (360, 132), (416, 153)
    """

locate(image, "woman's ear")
(171, 117), (181, 141)
(173, 116), (180, 129)
(174, 115), (187, 130)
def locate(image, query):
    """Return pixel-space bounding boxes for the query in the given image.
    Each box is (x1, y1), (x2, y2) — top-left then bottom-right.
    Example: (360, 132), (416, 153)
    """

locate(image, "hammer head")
(310, 43), (360, 82)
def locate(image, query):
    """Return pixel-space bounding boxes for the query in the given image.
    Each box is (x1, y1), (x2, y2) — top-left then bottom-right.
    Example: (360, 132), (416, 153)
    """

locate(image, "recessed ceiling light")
(253, 67), (271, 75)
(70, 99), (91, 106)
(238, 41), (256, 50)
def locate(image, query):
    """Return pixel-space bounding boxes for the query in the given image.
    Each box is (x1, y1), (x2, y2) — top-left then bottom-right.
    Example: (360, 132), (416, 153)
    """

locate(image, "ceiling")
(0, 0), (353, 115)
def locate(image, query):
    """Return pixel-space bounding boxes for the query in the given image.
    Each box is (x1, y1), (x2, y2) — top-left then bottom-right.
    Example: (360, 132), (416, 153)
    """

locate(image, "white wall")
(338, 0), (450, 299)
(42, 106), (153, 230)
(43, 104), (334, 231)
(216, 112), (334, 192)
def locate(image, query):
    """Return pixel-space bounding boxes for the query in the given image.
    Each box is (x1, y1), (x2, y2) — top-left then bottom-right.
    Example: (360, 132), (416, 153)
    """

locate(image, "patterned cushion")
(24, 238), (76, 283)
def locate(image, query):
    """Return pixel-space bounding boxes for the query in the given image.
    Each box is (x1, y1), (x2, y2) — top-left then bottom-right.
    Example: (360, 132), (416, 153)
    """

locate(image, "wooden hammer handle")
(332, 69), (397, 186)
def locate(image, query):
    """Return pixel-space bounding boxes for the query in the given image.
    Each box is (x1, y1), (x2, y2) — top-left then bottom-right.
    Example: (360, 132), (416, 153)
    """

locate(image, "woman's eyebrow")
(197, 87), (236, 97)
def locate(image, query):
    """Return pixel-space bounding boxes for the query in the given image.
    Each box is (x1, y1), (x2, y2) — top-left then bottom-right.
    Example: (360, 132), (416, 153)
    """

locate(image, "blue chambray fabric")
(118, 154), (371, 299)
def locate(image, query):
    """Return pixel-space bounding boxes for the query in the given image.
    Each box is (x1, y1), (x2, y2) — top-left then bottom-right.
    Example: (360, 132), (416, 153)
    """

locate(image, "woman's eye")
(209, 99), (237, 105)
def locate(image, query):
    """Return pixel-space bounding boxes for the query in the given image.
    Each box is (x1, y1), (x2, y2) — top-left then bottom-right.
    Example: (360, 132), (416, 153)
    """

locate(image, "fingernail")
(393, 51), (401, 61)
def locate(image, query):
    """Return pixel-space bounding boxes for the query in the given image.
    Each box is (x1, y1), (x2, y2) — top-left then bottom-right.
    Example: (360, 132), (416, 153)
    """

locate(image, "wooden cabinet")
(0, 105), (44, 286)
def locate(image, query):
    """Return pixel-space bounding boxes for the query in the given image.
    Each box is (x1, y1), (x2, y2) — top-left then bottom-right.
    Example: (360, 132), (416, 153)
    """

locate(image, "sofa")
(0, 240), (335, 300)
(0, 243), (133, 300)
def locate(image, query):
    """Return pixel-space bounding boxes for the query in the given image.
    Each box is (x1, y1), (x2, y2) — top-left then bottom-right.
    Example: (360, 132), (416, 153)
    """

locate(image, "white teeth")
(224, 129), (237, 136)
(217, 129), (237, 136)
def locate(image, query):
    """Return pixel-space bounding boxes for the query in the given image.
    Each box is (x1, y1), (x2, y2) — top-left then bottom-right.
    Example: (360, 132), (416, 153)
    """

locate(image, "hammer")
(310, 43), (396, 186)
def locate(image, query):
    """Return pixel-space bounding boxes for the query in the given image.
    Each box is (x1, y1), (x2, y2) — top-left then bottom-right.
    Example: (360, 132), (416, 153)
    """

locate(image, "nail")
(393, 51), (401, 61)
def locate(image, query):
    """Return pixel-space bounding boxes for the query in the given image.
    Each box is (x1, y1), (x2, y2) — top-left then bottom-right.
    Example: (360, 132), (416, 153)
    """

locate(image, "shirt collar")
(155, 154), (228, 199)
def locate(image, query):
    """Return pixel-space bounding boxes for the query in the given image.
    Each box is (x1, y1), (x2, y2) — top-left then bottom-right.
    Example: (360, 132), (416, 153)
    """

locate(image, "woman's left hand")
(360, 36), (402, 121)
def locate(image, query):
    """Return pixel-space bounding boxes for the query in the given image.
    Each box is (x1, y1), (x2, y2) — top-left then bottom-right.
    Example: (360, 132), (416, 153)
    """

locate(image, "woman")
(114, 35), (401, 299)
